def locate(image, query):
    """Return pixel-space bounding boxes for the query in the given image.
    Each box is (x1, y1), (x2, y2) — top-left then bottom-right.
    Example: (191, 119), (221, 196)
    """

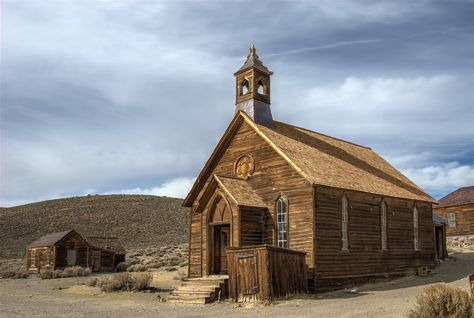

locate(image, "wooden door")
(238, 255), (258, 295)
(92, 251), (101, 271)
(213, 225), (230, 274)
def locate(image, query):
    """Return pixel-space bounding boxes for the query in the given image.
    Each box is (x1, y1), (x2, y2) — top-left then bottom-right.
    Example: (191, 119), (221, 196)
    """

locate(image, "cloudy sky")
(1, 0), (474, 207)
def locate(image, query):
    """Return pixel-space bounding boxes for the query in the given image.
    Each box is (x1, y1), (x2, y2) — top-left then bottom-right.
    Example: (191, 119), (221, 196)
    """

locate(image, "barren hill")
(0, 195), (189, 258)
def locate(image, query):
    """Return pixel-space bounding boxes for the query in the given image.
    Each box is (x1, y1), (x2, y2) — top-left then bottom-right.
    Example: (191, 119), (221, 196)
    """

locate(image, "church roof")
(215, 175), (267, 208)
(183, 112), (436, 206)
(235, 45), (273, 75)
(437, 186), (474, 207)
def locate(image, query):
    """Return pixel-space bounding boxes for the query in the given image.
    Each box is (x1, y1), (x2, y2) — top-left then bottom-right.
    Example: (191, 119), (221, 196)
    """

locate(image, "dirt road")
(1, 252), (472, 318)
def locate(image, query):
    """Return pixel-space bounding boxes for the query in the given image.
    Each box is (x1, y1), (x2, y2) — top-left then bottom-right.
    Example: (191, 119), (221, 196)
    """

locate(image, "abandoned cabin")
(26, 230), (125, 273)
(434, 186), (474, 237)
(167, 46), (438, 304)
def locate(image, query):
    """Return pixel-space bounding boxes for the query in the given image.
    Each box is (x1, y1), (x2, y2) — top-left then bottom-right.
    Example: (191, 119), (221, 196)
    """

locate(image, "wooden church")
(172, 46), (437, 303)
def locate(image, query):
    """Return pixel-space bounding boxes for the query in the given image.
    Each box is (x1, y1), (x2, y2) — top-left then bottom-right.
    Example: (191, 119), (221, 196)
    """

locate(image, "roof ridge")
(272, 120), (371, 150)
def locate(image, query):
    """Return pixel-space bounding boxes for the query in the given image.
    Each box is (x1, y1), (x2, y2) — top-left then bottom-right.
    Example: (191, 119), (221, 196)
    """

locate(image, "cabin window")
(381, 200), (387, 250)
(67, 249), (77, 266)
(277, 196), (288, 248)
(341, 195), (349, 251)
(413, 205), (419, 251)
(447, 212), (456, 228)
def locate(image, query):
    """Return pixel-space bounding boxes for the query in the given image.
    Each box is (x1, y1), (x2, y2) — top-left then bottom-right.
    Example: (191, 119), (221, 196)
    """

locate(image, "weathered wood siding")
(188, 210), (202, 278)
(190, 121), (314, 276)
(54, 234), (89, 269)
(434, 204), (474, 236)
(240, 207), (264, 246)
(227, 245), (307, 302)
(314, 186), (435, 291)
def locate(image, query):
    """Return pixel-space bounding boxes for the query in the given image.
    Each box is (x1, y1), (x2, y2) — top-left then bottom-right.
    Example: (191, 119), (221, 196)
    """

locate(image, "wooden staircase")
(167, 275), (229, 304)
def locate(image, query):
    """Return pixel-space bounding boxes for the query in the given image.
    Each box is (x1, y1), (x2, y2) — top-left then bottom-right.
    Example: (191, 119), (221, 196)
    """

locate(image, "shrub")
(40, 267), (91, 279)
(96, 272), (153, 292)
(115, 262), (129, 272)
(127, 264), (147, 272)
(408, 284), (473, 318)
(0, 268), (29, 279)
(85, 277), (98, 287)
(62, 266), (91, 277)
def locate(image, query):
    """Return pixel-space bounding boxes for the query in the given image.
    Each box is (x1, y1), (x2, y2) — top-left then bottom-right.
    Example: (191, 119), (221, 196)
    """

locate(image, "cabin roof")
(28, 230), (76, 248)
(215, 175), (267, 208)
(433, 213), (448, 225)
(184, 112), (435, 206)
(85, 236), (126, 254)
(437, 186), (474, 207)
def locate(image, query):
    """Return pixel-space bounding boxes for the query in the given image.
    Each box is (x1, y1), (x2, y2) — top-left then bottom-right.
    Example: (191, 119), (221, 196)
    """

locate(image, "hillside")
(0, 195), (189, 258)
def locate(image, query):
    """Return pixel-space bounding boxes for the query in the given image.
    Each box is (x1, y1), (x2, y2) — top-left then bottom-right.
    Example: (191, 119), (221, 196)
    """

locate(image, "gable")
(184, 111), (435, 207)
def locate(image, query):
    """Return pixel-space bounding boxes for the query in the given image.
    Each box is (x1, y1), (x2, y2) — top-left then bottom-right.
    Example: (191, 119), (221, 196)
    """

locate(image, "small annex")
(434, 186), (474, 237)
(26, 230), (125, 273)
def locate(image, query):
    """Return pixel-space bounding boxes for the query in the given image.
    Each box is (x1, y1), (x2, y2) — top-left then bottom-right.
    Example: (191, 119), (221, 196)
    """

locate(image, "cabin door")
(213, 225), (230, 274)
(435, 226), (444, 259)
(92, 251), (101, 271)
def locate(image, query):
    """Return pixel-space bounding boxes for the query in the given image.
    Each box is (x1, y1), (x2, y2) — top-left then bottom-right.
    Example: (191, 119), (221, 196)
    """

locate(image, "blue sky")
(1, 0), (474, 206)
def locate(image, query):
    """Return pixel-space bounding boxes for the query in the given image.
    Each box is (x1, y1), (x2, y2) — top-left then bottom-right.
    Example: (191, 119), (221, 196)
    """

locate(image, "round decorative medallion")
(234, 154), (255, 179)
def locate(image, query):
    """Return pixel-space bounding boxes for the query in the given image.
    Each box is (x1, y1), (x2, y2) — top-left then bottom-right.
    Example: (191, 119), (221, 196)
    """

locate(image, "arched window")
(413, 205), (419, 251)
(256, 79), (265, 95)
(341, 195), (349, 251)
(380, 200), (387, 250)
(277, 196), (288, 248)
(240, 80), (249, 96)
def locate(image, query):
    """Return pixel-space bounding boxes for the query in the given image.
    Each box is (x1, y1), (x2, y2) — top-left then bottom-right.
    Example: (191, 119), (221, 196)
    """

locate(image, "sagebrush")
(407, 283), (473, 318)
(40, 266), (91, 279)
(96, 272), (153, 292)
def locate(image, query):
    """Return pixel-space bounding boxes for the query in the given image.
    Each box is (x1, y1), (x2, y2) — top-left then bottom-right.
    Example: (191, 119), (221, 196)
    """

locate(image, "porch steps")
(167, 276), (228, 304)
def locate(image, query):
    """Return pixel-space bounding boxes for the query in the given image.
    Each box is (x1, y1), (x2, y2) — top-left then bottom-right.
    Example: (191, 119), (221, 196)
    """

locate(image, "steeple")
(234, 45), (273, 127)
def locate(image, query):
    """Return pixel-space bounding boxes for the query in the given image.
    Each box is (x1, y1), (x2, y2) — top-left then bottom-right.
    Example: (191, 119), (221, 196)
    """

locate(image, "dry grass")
(0, 195), (189, 259)
(40, 266), (91, 279)
(126, 264), (147, 272)
(407, 283), (473, 318)
(96, 272), (153, 292)
(0, 268), (29, 279)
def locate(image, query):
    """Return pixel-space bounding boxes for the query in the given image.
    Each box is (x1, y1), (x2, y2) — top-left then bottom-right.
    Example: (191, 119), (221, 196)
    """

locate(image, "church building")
(181, 46), (436, 300)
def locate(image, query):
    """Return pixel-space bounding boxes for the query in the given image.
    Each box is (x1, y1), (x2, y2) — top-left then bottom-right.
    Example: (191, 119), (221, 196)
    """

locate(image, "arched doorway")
(209, 195), (231, 274)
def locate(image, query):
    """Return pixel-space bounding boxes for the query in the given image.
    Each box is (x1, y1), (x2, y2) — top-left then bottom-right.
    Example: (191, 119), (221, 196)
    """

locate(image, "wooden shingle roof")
(215, 175), (267, 208)
(184, 112), (436, 206)
(438, 186), (474, 207)
(254, 120), (435, 203)
(28, 230), (75, 248)
(85, 237), (126, 254)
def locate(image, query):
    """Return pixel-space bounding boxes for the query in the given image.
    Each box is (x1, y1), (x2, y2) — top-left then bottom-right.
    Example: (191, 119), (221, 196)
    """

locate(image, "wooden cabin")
(85, 236), (126, 270)
(178, 46), (437, 302)
(434, 186), (474, 237)
(26, 230), (123, 273)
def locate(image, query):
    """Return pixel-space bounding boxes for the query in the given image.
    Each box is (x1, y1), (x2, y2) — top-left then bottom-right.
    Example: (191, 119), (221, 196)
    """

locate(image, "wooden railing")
(227, 245), (307, 303)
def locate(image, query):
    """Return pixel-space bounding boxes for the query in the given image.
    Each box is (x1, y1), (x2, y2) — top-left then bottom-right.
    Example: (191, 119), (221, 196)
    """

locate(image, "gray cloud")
(1, 0), (473, 206)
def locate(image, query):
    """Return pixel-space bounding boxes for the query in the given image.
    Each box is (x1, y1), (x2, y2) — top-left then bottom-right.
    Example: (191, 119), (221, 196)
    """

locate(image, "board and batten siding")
(313, 186), (434, 291)
(188, 121), (314, 277)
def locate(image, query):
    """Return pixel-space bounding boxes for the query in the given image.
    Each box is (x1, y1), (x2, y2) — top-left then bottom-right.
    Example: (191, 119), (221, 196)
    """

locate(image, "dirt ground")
(1, 252), (473, 318)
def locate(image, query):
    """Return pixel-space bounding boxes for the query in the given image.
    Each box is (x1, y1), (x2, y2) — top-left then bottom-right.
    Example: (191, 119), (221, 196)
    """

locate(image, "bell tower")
(234, 45), (273, 127)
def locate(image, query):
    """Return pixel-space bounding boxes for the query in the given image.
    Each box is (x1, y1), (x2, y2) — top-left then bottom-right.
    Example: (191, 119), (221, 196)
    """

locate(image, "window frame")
(413, 204), (420, 251)
(341, 195), (349, 251)
(276, 195), (289, 249)
(447, 212), (456, 228)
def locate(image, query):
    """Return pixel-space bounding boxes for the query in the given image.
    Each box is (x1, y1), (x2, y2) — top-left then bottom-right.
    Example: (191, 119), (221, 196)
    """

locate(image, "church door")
(209, 196), (232, 275)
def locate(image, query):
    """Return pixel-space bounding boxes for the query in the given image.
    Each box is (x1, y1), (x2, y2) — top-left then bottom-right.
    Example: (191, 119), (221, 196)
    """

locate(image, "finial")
(248, 44), (258, 58)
